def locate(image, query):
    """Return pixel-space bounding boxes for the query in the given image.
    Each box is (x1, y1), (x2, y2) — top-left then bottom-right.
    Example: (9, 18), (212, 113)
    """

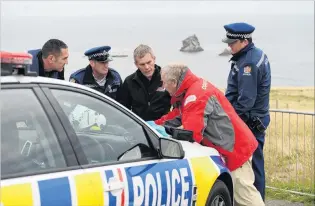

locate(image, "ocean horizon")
(1, 2), (314, 88)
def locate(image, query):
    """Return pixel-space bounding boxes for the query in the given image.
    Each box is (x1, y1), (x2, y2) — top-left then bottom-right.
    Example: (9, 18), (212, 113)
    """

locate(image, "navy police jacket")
(28, 49), (64, 80)
(69, 65), (122, 101)
(225, 43), (271, 121)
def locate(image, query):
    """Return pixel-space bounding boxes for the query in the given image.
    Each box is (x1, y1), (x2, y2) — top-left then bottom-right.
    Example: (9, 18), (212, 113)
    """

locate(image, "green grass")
(266, 186), (315, 205)
(265, 87), (315, 203)
(220, 86), (314, 112)
(269, 87), (314, 112)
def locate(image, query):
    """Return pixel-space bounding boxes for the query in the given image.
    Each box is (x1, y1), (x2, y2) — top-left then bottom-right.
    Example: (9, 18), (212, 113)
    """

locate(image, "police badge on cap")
(84, 46), (113, 62)
(222, 22), (255, 44)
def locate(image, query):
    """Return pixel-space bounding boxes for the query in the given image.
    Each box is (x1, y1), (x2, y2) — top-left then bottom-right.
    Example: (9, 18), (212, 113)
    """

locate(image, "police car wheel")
(206, 179), (232, 206)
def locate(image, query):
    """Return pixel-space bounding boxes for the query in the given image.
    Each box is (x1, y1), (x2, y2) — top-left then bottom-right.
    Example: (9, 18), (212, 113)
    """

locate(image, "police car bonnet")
(222, 22), (255, 44)
(84, 46), (113, 62)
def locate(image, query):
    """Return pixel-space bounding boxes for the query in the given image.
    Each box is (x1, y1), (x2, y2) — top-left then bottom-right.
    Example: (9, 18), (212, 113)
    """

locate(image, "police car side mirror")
(159, 137), (185, 159)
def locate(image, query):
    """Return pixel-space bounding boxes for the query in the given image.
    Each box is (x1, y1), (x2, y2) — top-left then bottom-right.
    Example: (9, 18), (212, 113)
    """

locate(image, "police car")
(0, 52), (233, 206)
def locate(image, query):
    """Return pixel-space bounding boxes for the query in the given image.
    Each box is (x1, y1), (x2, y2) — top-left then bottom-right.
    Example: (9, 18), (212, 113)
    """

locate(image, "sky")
(1, 1), (314, 17)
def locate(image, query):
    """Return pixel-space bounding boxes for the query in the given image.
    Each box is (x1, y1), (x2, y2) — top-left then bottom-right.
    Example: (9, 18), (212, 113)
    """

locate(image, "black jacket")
(118, 65), (171, 121)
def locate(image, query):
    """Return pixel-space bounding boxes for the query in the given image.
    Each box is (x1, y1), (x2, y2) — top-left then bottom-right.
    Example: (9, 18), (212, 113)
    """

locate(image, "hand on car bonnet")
(146, 121), (170, 137)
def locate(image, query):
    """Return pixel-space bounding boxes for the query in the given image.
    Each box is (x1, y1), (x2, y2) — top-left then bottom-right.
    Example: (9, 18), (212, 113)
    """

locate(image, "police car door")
(0, 86), (93, 206)
(47, 86), (197, 206)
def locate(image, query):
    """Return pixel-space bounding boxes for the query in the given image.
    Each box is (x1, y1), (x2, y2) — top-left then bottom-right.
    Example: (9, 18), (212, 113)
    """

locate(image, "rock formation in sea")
(219, 48), (231, 56)
(180, 34), (204, 53)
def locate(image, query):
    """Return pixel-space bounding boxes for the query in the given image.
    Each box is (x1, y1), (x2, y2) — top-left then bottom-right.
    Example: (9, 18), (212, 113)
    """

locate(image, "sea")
(1, 2), (314, 88)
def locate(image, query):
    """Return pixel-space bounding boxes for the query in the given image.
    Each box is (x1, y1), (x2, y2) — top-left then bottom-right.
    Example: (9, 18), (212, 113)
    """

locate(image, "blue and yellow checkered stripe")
(1, 173), (105, 206)
(1, 155), (224, 206)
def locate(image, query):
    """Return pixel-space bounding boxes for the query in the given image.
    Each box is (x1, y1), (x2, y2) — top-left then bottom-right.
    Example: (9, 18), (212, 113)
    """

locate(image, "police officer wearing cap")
(69, 46), (122, 101)
(222, 22), (271, 201)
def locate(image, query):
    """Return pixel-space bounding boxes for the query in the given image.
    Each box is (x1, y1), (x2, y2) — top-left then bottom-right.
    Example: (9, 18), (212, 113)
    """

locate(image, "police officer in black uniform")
(69, 46), (122, 101)
(222, 22), (271, 201)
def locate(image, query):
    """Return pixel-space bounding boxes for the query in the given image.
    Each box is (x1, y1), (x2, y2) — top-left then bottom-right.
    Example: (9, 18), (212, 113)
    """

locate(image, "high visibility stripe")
(190, 156), (220, 206)
(38, 177), (71, 206)
(74, 172), (103, 206)
(1, 183), (33, 206)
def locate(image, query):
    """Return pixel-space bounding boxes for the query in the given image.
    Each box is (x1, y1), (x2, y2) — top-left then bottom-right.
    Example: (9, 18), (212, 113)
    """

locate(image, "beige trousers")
(231, 156), (265, 206)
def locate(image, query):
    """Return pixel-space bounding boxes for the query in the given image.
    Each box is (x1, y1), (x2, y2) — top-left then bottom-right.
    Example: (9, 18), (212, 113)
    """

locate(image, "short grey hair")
(133, 44), (154, 61)
(162, 63), (189, 84)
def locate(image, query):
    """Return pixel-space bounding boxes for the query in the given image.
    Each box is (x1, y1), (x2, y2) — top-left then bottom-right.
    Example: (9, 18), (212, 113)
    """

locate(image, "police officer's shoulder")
(109, 68), (122, 81)
(70, 68), (86, 77)
(27, 49), (41, 60)
(244, 47), (264, 66)
(69, 68), (86, 82)
(109, 67), (120, 76)
(28, 49), (41, 55)
(69, 78), (78, 83)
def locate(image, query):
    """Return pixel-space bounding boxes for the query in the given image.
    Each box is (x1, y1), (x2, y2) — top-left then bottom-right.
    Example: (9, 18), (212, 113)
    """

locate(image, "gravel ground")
(265, 200), (305, 206)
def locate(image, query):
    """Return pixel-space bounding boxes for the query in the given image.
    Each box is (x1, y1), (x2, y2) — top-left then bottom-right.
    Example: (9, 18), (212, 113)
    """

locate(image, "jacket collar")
(83, 65), (112, 84)
(230, 42), (255, 62)
(133, 64), (161, 82)
(37, 51), (45, 77)
(37, 51), (58, 78)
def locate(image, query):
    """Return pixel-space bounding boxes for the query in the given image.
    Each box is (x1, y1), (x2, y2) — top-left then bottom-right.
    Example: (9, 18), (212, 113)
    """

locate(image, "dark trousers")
(252, 115), (270, 201)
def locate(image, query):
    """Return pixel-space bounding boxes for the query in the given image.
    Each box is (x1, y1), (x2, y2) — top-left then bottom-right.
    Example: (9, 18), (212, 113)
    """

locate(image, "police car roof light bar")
(0, 51), (37, 77)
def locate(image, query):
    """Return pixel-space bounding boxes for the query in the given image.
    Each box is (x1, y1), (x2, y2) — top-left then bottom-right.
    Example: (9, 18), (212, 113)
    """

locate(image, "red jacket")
(155, 69), (257, 171)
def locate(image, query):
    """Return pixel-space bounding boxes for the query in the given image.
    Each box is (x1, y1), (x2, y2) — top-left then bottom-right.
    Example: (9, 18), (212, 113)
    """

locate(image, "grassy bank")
(265, 87), (315, 204)
(266, 187), (315, 205)
(220, 86), (314, 112)
(269, 87), (314, 112)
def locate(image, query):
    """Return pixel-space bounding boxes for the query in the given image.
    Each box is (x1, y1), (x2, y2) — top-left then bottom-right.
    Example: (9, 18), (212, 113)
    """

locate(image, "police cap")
(84, 46), (113, 62)
(222, 22), (255, 44)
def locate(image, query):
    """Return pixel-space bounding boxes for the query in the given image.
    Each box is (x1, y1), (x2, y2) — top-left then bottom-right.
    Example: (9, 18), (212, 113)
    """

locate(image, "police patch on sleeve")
(243, 66), (251, 76)
(184, 95), (197, 106)
(70, 78), (76, 83)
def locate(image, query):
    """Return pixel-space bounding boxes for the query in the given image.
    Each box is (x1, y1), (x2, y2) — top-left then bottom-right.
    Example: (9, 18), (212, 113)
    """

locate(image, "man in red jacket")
(155, 63), (264, 206)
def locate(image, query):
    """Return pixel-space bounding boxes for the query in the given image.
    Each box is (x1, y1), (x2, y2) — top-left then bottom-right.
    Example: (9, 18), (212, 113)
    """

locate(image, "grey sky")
(1, 1), (314, 17)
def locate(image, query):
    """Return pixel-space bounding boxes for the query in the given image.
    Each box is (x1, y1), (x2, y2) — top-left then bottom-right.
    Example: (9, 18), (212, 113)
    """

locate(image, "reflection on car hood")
(178, 140), (220, 158)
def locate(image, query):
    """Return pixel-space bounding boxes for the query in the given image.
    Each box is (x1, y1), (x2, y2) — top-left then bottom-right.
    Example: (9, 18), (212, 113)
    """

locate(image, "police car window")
(0, 89), (67, 178)
(50, 89), (156, 165)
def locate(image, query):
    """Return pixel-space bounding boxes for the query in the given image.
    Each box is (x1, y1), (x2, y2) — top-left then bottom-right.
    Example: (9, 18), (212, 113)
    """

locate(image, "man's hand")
(146, 121), (170, 137)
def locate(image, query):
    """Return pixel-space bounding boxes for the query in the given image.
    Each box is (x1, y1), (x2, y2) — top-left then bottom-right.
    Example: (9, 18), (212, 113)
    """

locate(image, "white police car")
(0, 52), (233, 206)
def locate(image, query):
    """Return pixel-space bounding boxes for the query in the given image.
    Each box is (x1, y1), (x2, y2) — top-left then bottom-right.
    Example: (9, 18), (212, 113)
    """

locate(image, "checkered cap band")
(226, 32), (252, 39)
(88, 50), (109, 60)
